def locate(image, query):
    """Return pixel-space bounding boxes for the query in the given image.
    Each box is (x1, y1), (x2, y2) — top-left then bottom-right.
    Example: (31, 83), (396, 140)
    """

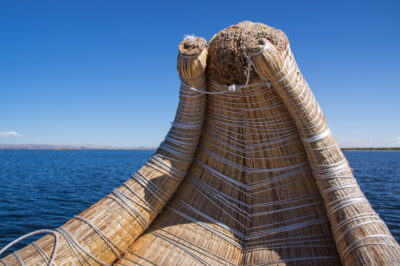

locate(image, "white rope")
(154, 227), (235, 265)
(111, 189), (149, 229)
(203, 131), (300, 155)
(188, 175), (251, 217)
(122, 183), (160, 213)
(200, 146), (308, 174)
(250, 256), (338, 266)
(151, 232), (211, 266)
(342, 234), (399, 261)
(127, 250), (157, 265)
(0, 49), (208, 265)
(3, 37), (394, 266)
(168, 206), (242, 249)
(13, 252), (25, 266)
(302, 128), (331, 143)
(185, 180), (252, 226)
(0, 230), (59, 266)
(73, 215), (123, 256)
(32, 242), (50, 264)
(321, 182), (359, 196)
(171, 199), (329, 242)
(336, 219), (386, 244)
(55, 227), (111, 266)
(333, 213), (379, 236)
(130, 172), (168, 203)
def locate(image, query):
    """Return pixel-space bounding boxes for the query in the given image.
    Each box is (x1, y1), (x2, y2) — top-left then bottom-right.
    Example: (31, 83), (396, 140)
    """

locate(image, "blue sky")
(1, 0), (399, 147)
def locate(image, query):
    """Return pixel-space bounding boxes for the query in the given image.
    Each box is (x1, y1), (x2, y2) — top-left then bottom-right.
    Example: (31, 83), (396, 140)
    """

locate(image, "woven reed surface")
(2, 21), (399, 265)
(1, 38), (208, 265)
(115, 22), (399, 265)
(251, 29), (400, 264)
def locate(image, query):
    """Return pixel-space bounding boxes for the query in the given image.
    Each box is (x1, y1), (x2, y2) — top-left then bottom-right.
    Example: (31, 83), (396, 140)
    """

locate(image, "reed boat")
(1, 21), (399, 266)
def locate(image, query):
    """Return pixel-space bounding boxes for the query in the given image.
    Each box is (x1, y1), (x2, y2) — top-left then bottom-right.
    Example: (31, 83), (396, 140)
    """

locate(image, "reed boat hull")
(2, 21), (399, 266)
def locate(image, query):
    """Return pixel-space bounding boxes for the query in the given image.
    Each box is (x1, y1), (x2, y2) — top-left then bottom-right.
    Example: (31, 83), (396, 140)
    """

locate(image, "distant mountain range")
(0, 144), (156, 150)
(0, 144), (398, 151)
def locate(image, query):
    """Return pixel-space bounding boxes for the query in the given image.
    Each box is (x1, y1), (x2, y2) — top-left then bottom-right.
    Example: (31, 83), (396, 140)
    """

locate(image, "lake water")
(0, 150), (399, 256)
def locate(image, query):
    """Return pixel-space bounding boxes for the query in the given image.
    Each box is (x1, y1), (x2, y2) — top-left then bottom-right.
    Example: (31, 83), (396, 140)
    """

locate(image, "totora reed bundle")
(1, 21), (399, 266)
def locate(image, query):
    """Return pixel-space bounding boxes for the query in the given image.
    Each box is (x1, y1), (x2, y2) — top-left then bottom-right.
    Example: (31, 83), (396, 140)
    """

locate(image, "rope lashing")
(0, 224), (119, 266)
(55, 227), (112, 266)
(0, 40), (207, 265)
(0, 230), (59, 266)
(3, 30), (397, 266)
(182, 40), (273, 95)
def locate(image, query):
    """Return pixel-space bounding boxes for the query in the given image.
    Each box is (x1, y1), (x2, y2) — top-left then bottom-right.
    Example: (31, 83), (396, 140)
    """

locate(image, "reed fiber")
(0, 36), (207, 266)
(2, 21), (399, 266)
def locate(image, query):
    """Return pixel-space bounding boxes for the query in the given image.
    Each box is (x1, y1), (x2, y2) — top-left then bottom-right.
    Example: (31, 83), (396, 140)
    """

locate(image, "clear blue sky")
(1, 0), (399, 147)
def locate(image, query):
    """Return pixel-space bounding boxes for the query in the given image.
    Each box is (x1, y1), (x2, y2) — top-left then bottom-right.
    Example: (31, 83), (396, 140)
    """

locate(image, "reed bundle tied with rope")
(1, 21), (399, 266)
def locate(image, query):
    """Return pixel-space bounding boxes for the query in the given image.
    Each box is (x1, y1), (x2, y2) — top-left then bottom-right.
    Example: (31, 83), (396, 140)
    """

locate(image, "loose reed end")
(177, 36), (208, 84)
(179, 35), (207, 57)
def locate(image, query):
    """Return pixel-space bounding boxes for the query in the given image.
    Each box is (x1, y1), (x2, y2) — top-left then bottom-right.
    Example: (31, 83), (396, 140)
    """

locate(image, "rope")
(0, 230), (59, 266)
(73, 216), (123, 256)
(32, 242), (50, 264)
(55, 227), (111, 266)
(3, 36), (395, 266)
(0, 53), (207, 264)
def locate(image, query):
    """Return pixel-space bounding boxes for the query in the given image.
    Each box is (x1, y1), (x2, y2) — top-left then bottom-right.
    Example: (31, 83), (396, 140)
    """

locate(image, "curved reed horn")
(251, 39), (400, 265)
(0, 36), (208, 265)
(3, 22), (399, 266)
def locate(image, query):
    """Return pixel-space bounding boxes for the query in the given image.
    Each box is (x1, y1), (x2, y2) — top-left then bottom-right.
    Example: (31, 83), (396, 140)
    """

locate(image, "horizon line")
(0, 143), (399, 151)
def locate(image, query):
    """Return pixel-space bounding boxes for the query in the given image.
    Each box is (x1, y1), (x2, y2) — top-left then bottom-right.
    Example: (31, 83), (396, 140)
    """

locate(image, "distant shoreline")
(0, 144), (157, 150)
(1, 144), (399, 151)
(341, 147), (400, 151)
(0, 149), (157, 151)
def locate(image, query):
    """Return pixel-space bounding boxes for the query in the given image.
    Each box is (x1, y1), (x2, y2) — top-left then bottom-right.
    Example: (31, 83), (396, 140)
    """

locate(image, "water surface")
(0, 150), (398, 256)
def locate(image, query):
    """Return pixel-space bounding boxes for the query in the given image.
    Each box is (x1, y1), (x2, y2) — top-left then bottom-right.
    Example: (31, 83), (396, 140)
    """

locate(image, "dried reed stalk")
(2, 21), (399, 266)
(115, 21), (399, 266)
(251, 34), (400, 265)
(115, 22), (336, 266)
(0, 38), (208, 265)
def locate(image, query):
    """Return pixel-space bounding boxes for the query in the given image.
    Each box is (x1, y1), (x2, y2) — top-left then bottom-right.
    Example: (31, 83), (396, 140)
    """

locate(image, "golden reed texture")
(2, 22), (399, 266)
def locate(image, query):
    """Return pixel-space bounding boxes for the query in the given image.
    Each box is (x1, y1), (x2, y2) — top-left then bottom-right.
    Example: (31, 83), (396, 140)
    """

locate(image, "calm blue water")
(0, 150), (154, 256)
(0, 150), (399, 256)
(344, 151), (400, 242)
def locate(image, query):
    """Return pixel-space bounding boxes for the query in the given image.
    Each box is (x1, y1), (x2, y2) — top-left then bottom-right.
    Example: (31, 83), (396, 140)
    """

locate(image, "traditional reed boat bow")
(1, 21), (399, 266)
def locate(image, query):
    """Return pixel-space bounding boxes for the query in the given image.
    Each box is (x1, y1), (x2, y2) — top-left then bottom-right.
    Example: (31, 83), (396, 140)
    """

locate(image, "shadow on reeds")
(140, 175), (341, 265)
